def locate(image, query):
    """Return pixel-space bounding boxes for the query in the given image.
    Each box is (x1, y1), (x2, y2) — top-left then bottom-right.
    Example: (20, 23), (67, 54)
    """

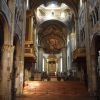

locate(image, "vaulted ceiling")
(29, 0), (79, 54)
(30, 0), (79, 14)
(38, 20), (67, 54)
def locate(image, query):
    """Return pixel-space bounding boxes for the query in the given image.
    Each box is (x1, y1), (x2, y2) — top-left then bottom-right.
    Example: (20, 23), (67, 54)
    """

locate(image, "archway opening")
(94, 35), (100, 97)
(0, 15), (4, 83)
(11, 35), (20, 100)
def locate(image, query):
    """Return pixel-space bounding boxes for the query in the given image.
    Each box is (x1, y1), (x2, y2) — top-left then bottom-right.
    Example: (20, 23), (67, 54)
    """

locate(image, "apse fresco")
(38, 22), (66, 53)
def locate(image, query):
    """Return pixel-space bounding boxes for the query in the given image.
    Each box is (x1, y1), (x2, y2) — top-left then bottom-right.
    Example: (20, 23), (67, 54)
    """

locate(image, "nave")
(0, 0), (100, 100)
(17, 80), (95, 100)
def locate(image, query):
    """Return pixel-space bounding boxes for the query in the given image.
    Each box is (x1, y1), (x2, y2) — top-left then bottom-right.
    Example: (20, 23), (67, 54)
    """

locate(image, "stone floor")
(17, 80), (96, 100)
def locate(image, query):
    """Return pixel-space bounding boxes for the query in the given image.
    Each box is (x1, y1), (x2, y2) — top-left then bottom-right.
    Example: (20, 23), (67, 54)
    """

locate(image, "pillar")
(57, 57), (61, 72)
(75, 16), (79, 48)
(85, 1), (96, 95)
(15, 58), (24, 96)
(62, 47), (67, 72)
(1, 44), (14, 100)
(38, 47), (43, 72)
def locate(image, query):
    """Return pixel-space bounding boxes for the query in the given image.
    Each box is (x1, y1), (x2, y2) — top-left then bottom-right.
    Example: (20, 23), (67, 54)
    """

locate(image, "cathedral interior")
(0, 0), (100, 100)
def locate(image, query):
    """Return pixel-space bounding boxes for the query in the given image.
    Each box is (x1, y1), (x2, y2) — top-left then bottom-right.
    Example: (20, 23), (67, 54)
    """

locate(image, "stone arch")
(37, 20), (67, 53)
(91, 33), (100, 69)
(0, 12), (11, 44)
(90, 33), (100, 55)
(37, 20), (67, 42)
(13, 35), (21, 59)
(11, 34), (21, 99)
(95, 7), (99, 21)
(92, 11), (96, 25)
(90, 33), (100, 94)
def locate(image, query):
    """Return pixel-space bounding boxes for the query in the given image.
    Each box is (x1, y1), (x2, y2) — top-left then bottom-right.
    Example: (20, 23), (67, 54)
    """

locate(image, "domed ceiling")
(30, 0), (79, 14)
(38, 20), (67, 54)
(28, 0), (79, 54)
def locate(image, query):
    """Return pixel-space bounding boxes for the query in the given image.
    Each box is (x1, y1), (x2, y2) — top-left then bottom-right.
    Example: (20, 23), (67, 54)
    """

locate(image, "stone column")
(18, 0), (26, 95)
(1, 44), (14, 100)
(62, 47), (67, 72)
(98, 51), (100, 75)
(90, 51), (97, 93)
(75, 17), (79, 48)
(56, 62), (58, 73)
(38, 47), (43, 72)
(85, 1), (96, 95)
(57, 57), (61, 72)
(15, 58), (24, 96)
(47, 60), (49, 74)
(18, 60), (24, 95)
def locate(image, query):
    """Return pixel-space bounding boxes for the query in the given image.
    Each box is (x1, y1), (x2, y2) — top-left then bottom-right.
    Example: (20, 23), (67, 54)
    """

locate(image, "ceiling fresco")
(28, 0), (79, 54)
(38, 20), (67, 54)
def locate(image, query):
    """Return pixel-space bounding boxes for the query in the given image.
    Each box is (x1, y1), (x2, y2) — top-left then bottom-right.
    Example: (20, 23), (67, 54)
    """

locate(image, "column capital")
(2, 44), (14, 53)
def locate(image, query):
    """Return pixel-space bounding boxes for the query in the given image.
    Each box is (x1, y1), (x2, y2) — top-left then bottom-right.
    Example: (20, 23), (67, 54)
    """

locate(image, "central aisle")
(17, 81), (95, 100)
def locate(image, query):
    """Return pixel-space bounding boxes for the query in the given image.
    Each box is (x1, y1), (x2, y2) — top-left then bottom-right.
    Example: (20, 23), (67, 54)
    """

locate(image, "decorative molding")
(2, 44), (14, 53)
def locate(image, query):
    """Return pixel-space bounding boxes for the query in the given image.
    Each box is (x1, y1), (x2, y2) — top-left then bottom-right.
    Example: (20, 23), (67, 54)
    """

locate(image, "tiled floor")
(17, 80), (96, 100)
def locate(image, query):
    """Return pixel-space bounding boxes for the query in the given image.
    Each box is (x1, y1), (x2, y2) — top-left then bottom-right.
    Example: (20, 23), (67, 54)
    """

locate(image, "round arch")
(90, 33), (100, 95)
(11, 34), (21, 99)
(0, 11), (11, 45)
(37, 19), (67, 38)
(37, 20), (68, 53)
(31, 0), (78, 16)
(38, 19), (67, 29)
